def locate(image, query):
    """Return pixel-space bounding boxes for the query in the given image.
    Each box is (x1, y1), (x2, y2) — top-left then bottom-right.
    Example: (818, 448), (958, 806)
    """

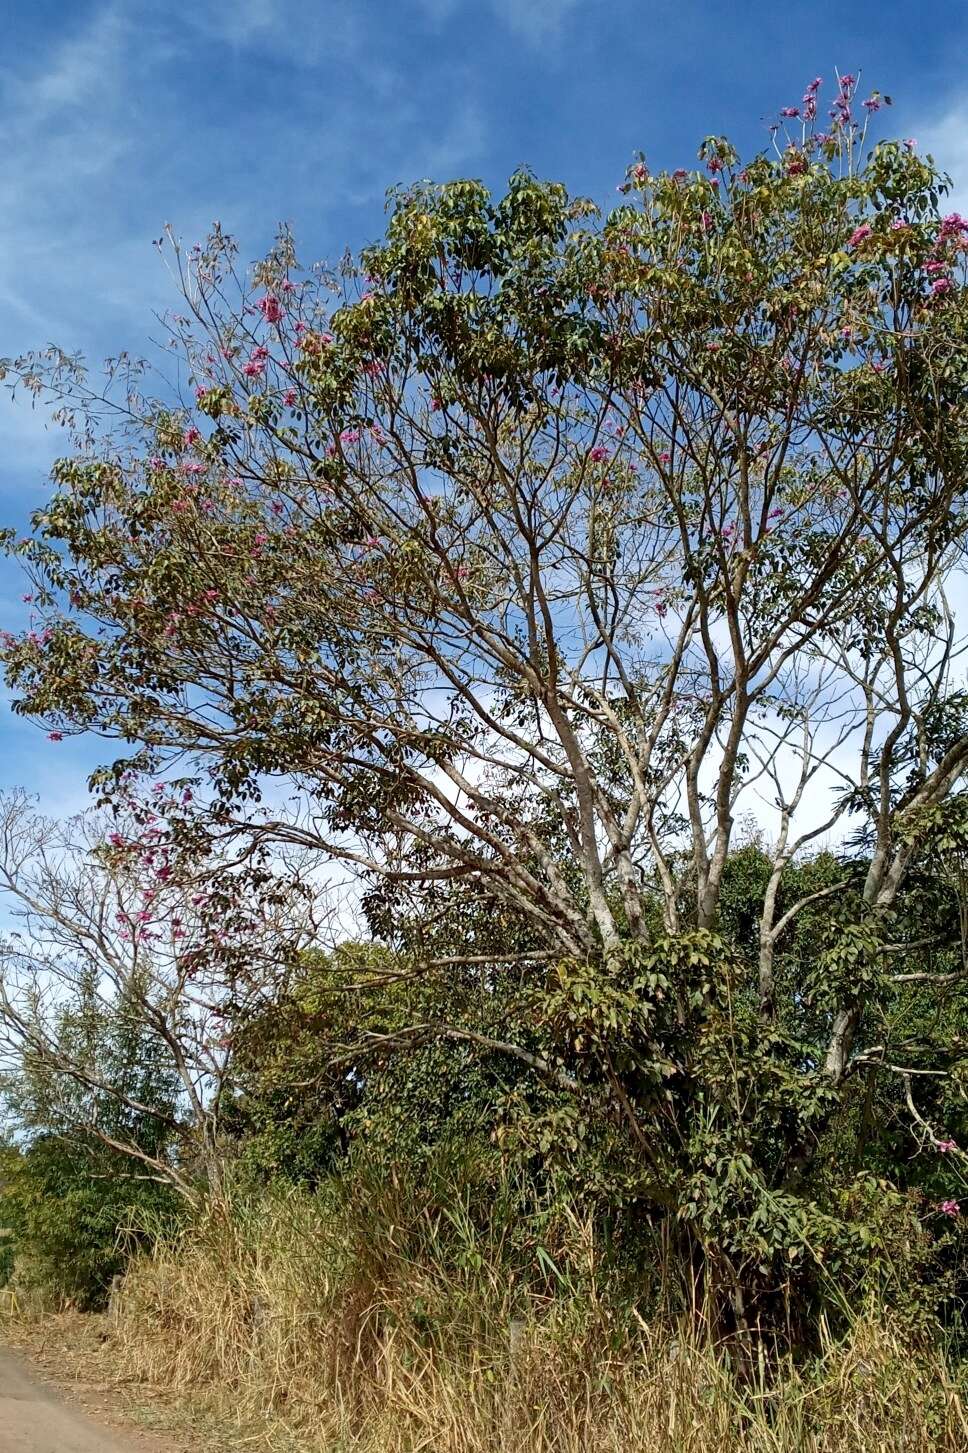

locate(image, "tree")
(3, 74), (968, 1329)
(0, 790), (316, 1203)
(0, 976), (182, 1308)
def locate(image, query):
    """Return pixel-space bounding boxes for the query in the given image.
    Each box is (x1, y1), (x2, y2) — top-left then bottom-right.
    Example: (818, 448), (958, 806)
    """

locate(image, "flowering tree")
(3, 75), (968, 1321)
(0, 790), (315, 1202)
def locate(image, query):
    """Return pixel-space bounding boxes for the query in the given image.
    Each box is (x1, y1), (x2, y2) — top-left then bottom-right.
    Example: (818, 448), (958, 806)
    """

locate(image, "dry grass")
(88, 1187), (968, 1453)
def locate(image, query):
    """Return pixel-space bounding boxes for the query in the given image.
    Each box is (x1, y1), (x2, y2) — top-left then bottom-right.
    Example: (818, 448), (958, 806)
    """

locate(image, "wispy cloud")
(416, 0), (580, 45)
(912, 97), (968, 211)
(489, 0), (581, 44)
(0, 0), (488, 446)
(183, 0), (365, 65)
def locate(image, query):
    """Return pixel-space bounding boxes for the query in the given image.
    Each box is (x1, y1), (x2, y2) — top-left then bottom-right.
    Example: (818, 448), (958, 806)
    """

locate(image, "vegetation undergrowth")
(74, 1169), (963, 1453)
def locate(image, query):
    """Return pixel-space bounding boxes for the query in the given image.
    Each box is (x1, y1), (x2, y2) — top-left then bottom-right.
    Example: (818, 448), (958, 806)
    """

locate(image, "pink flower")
(937, 1139), (958, 1153)
(939, 1199), (960, 1218)
(658, 451), (671, 463)
(802, 79), (821, 121)
(340, 428), (361, 445)
(904, 138), (917, 151)
(283, 388), (297, 406)
(631, 162), (648, 181)
(108, 832), (125, 847)
(47, 731), (63, 742)
(181, 460), (206, 475)
(940, 212), (968, 238)
(430, 397), (443, 411)
(243, 359), (265, 378)
(588, 445), (610, 462)
(700, 211), (713, 231)
(258, 294), (284, 324)
(932, 277), (954, 296)
(183, 426), (201, 447)
(672, 168), (687, 181)
(848, 223), (872, 247)
(924, 259), (947, 274)
(780, 107), (800, 118)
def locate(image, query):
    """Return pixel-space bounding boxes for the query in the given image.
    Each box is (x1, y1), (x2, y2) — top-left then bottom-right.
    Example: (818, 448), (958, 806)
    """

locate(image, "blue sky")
(1, 0), (966, 816)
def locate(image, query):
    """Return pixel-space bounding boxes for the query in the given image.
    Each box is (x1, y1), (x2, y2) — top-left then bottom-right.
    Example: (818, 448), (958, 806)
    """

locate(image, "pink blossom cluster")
(802, 76), (822, 123)
(243, 345), (270, 379)
(829, 73), (856, 129)
(258, 293), (284, 324)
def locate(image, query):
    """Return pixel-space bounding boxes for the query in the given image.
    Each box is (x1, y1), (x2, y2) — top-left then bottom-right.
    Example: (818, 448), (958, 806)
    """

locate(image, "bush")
(0, 1136), (179, 1310)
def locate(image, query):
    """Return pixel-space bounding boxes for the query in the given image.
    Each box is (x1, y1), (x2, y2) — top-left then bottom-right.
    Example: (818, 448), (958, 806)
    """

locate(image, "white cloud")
(907, 97), (968, 213)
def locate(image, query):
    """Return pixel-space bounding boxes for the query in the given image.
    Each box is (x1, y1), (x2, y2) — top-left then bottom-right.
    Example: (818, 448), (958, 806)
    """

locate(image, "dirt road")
(0, 1346), (159, 1452)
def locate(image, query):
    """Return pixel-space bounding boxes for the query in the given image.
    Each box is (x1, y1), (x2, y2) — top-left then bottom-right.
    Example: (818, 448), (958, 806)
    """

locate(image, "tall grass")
(105, 1168), (968, 1452)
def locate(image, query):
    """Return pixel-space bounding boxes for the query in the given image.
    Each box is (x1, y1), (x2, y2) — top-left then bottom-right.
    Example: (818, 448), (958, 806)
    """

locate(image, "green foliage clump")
(0, 970), (182, 1308)
(0, 1135), (177, 1310)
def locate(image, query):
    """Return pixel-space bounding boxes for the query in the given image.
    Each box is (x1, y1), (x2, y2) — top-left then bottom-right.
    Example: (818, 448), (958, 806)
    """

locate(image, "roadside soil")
(0, 1317), (196, 1453)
